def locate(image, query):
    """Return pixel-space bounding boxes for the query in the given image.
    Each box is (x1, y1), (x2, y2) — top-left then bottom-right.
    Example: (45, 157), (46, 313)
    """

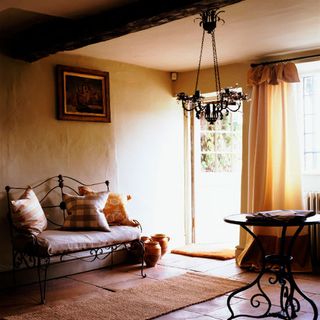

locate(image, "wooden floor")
(0, 253), (319, 319)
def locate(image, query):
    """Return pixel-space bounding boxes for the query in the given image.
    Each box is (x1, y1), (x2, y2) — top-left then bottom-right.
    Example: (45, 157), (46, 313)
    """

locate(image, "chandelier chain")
(194, 29), (205, 92)
(211, 31), (222, 100)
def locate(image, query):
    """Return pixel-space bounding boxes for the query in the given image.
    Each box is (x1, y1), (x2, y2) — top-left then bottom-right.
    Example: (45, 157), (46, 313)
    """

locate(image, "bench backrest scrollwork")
(6, 174), (110, 230)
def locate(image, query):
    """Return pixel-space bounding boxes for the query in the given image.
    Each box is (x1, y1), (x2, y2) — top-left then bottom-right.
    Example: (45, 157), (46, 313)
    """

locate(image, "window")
(300, 70), (320, 173)
(200, 107), (242, 173)
(297, 61), (320, 203)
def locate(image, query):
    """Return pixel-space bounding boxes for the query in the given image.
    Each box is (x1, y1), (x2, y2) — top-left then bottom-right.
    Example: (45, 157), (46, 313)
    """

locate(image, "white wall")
(111, 63), (185, 245)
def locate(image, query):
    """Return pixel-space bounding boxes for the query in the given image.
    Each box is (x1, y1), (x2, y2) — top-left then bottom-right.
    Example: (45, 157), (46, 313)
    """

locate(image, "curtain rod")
(250, 53), (320, 68)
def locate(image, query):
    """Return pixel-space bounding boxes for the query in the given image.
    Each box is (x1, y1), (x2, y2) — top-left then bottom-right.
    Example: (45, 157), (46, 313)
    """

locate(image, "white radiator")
(305, 191), (320, 270)
(306, 191), (320, 213)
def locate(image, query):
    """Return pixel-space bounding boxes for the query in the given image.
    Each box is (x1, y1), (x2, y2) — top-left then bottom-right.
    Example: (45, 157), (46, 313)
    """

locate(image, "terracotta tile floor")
(0, 253), (319, 319)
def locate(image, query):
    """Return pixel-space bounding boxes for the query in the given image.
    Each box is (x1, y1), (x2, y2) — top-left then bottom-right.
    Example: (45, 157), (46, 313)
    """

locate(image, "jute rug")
(5, 272), (244, 320)
(171, 243), (236, 260)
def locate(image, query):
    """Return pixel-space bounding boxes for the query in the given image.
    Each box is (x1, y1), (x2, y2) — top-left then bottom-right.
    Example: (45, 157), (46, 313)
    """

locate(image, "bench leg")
(127, 240), (146, 277)
(37, 257), (50, 304)
(12, 251), (37, 287)
(12, 250), (18, 287)
(137, 240), (146, 278)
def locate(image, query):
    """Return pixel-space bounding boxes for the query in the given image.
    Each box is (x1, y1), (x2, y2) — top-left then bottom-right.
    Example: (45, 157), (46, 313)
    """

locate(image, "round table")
(224, 213), (320, 320)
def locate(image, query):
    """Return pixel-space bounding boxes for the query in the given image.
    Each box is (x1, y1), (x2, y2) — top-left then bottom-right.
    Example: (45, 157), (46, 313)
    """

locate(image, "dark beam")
(4, 0), (242, 62)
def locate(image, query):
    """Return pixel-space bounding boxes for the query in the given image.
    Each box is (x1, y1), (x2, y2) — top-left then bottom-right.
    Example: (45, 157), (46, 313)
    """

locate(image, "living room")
(0, 0), (320, 319)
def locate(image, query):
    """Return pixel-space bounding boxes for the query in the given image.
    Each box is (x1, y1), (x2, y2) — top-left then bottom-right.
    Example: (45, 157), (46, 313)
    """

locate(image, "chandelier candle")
(177, 9), (248, 124)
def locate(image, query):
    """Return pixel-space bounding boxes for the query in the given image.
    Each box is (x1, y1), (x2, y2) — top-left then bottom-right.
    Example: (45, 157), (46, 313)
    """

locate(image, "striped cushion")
(11, 187), (47, 235)
(63, 192), (110, 231)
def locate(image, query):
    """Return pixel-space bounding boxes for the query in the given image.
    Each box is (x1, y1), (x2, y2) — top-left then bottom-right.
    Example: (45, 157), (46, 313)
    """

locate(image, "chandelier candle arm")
(177, 9), (248, 124)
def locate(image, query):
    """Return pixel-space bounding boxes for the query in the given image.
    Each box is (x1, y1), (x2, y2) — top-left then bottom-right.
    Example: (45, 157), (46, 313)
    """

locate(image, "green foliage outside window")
(200, 110), (242, 173)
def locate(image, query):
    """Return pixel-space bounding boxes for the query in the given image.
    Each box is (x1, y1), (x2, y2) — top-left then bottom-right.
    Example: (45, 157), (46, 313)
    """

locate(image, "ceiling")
(1, 0), (320, 71)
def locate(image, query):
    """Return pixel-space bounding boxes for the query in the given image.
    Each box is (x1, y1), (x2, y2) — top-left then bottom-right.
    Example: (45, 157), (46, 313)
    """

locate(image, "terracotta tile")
(294, 277), (320, 294)
(293, 312), (318, 319)
(226, 285), (319, 318)
(229, 271), (319, 307)
(298, 293), (320, 313)
(233, 282), (295, 306)
(139, 265), (187, 280)
(158, 259), (208, 270)
(294, 272), (320, 282)
(184, 295), (242, 315)
(108, 262), (146, 274)
(69, 267), (141, 287)
(207, 298), (281, 319)
(103, 275), (159, 291)
(0, 302), (53, 318)
(160, 253), (188, 263)
(205, 263), (246, 278)
(158, 254), (218, 270)
(230, 270), (271, 285)
(0, 278), (106, 316)
(0, 285), (40, 317)
(154, 309), (216, 319)
(44, 277), (107, 305)
(187, 260), (236, 273)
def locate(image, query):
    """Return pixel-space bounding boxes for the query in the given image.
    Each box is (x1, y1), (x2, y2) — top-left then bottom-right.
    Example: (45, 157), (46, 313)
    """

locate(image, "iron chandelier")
(177, 9), (248, 124)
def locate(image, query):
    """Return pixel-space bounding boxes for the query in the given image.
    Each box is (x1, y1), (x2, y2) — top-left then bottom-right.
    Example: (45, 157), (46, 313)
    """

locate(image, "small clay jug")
(140, 236), (151, 243)
(144, 240), (161, 267)
(151, 234), (170, 256)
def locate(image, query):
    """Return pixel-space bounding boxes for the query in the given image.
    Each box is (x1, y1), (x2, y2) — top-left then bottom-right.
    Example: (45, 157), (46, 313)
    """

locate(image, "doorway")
(190, 103), (243, 247)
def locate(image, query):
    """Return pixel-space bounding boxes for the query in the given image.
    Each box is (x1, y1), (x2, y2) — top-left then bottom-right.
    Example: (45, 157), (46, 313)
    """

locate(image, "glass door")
(192, 106), (243, 246)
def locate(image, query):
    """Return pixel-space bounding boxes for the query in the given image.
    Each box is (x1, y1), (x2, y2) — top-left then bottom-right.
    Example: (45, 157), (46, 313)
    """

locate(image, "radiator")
(306, 191), (320, 270)
(306, 191), (320, 213)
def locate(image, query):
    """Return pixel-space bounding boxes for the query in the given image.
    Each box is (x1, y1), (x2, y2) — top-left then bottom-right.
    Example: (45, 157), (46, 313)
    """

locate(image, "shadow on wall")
(0, 192), (12, 272)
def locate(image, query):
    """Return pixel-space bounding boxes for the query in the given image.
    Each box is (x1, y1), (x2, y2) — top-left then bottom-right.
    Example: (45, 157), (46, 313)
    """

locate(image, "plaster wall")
(0, 53), (184, 272)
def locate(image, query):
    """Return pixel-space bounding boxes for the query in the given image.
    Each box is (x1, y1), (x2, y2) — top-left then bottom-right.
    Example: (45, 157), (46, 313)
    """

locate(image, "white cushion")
(11, 187), (47, 235)
(35, 226), (141, 256)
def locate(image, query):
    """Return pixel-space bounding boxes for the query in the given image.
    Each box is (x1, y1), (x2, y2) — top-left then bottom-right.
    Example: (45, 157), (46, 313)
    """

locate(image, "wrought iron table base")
(226, 224), (318, 320)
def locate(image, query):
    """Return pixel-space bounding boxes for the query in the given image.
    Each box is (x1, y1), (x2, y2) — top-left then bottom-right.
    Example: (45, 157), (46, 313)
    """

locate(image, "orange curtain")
(237, 62), (311, 271)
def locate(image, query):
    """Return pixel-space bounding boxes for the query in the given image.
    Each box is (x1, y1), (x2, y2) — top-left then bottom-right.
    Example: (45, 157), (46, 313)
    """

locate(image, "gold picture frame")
(56, 65), (110, 122)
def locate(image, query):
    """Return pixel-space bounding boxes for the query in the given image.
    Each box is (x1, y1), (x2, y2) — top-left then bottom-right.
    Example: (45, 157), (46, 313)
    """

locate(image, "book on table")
(246, 210), (315, 222)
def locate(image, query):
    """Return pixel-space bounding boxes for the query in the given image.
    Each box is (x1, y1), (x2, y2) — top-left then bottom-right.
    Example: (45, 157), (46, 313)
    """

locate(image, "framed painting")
(56, 65), (110, 122)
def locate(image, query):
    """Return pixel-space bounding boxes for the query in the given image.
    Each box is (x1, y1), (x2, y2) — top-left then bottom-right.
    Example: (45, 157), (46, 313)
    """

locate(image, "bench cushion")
(11, 187), (47, 235)
(35, 226), (141, 256)
(63, 192), (110, 231)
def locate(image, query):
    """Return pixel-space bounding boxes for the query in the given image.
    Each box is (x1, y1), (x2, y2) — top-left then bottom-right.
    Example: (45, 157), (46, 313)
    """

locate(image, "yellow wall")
(0, 53), (185, 271)
(172, 63), (249, 97)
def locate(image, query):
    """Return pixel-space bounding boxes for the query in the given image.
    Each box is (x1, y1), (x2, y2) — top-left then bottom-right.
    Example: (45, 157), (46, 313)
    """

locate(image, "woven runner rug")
(5, 272), (244, 320)
(171, 243), (236, 260)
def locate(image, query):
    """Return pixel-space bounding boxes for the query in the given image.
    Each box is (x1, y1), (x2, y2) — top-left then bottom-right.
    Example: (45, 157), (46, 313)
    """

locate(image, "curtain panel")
(237, 62), (311, 271)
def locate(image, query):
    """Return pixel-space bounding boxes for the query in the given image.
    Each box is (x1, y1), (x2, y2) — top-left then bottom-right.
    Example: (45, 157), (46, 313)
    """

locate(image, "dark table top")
(224, 213), (320, 227)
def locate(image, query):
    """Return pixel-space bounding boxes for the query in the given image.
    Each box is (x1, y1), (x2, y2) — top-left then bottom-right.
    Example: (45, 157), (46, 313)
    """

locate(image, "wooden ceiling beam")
(4, 0), (242, 62)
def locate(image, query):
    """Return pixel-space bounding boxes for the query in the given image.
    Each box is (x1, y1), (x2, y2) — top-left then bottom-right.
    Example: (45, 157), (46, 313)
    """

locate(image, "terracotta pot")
(144, 240), (161, 267)
(151, 234), (170, 256)
(140, 236), (151, 243)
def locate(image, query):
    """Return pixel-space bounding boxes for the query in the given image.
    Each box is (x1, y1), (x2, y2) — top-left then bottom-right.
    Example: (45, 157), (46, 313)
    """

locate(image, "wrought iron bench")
(5, 174), (145, 304)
